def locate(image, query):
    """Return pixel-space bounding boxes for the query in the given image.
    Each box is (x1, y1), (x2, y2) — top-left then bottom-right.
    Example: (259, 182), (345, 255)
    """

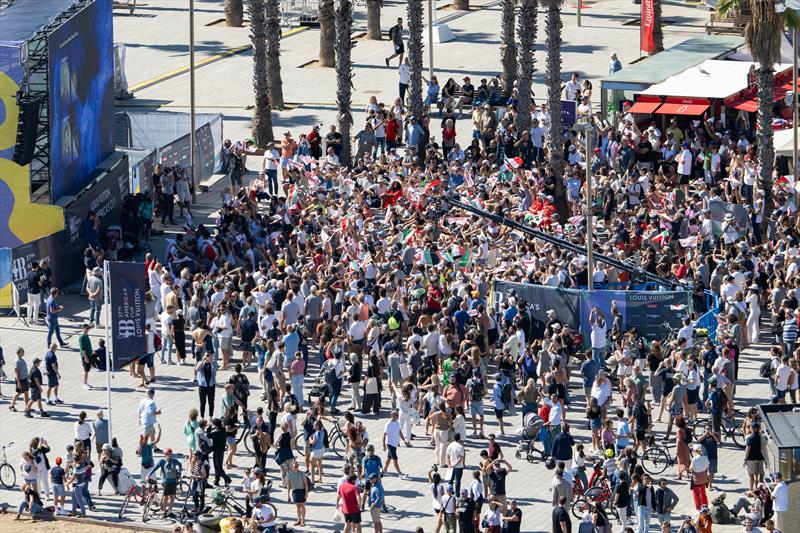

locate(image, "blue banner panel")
(108, 261), (147, 368)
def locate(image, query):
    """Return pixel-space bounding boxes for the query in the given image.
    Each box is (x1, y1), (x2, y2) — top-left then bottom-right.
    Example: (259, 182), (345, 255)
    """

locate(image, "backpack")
(759, 359), (774, 379)
(154, 333), (162, 352)
(469, 380), (484, 402)
(682, 428), (693, 445)
(501, 382), (513, 406)
(324, 361), (338, 384)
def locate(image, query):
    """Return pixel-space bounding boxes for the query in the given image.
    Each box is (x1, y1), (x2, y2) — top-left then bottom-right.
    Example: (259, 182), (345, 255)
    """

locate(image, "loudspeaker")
(11, 94), (42, 166)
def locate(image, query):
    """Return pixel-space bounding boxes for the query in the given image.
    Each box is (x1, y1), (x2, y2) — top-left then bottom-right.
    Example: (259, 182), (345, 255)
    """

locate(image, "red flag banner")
(641, 0), (655, 53)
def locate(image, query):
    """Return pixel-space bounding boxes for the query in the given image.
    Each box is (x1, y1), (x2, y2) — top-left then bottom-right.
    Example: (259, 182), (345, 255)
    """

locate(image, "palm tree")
(366, 0), (383, 39)
(516, 0), (536, 133)
(500, 0), (517, 94)
(454, 0), (469, 9)
(249, 0), (273, 145)
(335, 0), (355, 166)
(319, 0), (336, 67)
(653, 0), (664, 53)
(224, 0), (244, 26)
(407, 0), (424, 118)
(543, 0), (567, 222)
(718, 0), (796, 212)
(265, 0), (285, 108)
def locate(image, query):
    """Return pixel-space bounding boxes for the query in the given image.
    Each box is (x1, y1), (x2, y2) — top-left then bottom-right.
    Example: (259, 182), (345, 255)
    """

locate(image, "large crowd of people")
(4, 49), (798, 533)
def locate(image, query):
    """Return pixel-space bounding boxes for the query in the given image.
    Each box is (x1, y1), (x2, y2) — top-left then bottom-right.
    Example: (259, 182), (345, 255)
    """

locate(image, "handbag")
(399, 362), (411, 379)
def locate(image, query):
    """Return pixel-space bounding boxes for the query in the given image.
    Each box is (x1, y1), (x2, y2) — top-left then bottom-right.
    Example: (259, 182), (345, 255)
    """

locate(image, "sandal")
(9, 406), (16, 412)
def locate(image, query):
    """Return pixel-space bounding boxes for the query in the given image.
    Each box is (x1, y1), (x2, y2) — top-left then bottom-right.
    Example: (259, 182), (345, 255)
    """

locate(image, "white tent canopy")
(775, 128), (798, 158)
(642, 60), (793, 99)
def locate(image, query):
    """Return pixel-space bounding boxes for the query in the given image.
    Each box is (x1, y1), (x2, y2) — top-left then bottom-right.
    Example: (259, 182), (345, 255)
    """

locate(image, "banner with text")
(641, 0), (655, 53)
(108, 261), (147, 368)
(493, 280), (581, 339)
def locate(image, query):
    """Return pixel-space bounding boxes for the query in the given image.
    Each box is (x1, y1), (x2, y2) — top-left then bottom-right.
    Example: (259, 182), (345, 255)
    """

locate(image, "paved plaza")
(0, 0), (781, 531)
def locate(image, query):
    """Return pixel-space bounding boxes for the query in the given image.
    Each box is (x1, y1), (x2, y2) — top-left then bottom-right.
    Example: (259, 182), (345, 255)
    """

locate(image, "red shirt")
(338, 481), (360, 514)
(386, 118), (397, 143)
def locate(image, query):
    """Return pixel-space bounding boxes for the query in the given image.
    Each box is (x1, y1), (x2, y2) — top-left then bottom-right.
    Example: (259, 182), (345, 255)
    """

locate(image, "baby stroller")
(515, 413), (546, 463)
(307, 365), (330, 405)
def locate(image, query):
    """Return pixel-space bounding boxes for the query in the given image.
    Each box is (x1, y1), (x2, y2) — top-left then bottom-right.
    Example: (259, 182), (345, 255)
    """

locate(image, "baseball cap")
(165, 448), (173, 454)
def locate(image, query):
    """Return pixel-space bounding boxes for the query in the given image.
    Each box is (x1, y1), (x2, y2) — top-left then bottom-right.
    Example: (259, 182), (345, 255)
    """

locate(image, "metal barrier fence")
(280, 0), (319, 27)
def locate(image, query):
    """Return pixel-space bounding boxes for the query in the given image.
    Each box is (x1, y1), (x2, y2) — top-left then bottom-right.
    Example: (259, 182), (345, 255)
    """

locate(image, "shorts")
(163, 482), (177, 496)
(310, 448), (325, 460)
(635, 429), (647, 442)
(345, 511), (362, 524)
(82, 359), (92, 372)
(370, 506), (382, 523)
(47, 374), (59, 388)
(470, 402), (484, 417)
(679, 174), (690, 185)
(226, 435), (237, 447)
(31, 386), (42, 401)
(590, 417), (602, 430)
(386, 444), (398, 461)
(144, 352), (155, 369)
(494, 408), (504, 419)
(220, 337), (233, 350)
(347, 448), (363, 471)
(16, 378), (29, 393)
(241, 342), (254, 353)
(292, 489), (307, 503)
(143, 424), (156, 439)
(393, 42), (404, 55)
(53, 484), (65, 498)
(656, 513), (672, 525)
(746, 460), (764, 477)
(669, 405), (684, 418)
(687, 388), (700, 404)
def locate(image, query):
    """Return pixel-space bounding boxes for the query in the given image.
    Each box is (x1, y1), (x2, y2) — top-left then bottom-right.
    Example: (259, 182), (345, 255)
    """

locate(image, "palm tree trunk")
(652, 0), (664, 53)
(756, 67), (775, 211)
(265, 0), (284, 109)
(224, 0), (244, 26)
(544, 0), (567, 223)
(335, 0), (355, 167)
(366, 0), (383, 39)
(319, 0), (336, 67)
(249, 0), (273, 145)
(407, 0), (424, 119)
(516, 0), (536, 133)
(453, 0), (469, 9)
(500, 0), (517, 94)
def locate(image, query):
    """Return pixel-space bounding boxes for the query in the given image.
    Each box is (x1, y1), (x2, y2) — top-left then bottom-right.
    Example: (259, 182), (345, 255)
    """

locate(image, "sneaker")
(83, 384), (91, 391)
(59, 343), (69, 348)
(55, 398), (64, 404)
(40, 411), (50, 417)
(24, 411), (33, 418)
(46, 400), (54, 406)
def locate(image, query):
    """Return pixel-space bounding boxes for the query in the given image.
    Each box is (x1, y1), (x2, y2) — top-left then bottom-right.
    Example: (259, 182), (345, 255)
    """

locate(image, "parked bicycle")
(209, 486), (276, 518)
(0, 441), (16, 489)
(118, 478), (160, 520)
(639, 437), (676, 476)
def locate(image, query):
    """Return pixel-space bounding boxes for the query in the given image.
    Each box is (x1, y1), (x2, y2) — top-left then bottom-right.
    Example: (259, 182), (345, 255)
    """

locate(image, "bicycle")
(692, 411), (745, 449)
(571, 477), (618, 519)
(639, 437), (675, 476)
(294, 417), (347, 459)
(209, 486), (277, 518)
(118, 478), (160, 520)
(0, 441), (16, 488)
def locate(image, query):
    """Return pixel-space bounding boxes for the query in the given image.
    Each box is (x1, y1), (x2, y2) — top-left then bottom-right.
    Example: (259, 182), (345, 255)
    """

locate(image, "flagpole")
(103, 261), (113, 443)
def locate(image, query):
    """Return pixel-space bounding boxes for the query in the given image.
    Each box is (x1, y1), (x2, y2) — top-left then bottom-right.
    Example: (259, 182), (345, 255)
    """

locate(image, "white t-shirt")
(775, 363), (792, 390)
(398, 64), (410, 85)
(446, 441), (465, 468)
(565, 80), (581, 101)
(384, 419), (402, 447)
(677, 149), (692, 175)
(590, 323), (606, 350)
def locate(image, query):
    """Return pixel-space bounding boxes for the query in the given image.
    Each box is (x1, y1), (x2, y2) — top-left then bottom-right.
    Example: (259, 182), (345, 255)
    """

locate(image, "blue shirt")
(46, 296), (59, 320)
(406, 124), (422, 146)
(362, 455), (383, 479)
(616, 419), (631, 448)
(454, 310), (470, 337)
(368, 481), (385, 508)
(492, 382), (505, 410)
(50, 465), (65, 484)
(580, 360), (600, 387)
(283, 332), (300, 363)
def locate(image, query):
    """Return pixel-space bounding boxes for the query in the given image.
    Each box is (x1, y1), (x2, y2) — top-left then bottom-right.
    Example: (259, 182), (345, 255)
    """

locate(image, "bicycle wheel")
(641, 446), (670, 475)
(179, 479), (191, 500)
(0, 463), (16, 489)
(571, 497), (591, 519)
(331, 434), (345, 458)
(142, 492), (155, 522)
(118, 490), (134, 518)
(294, 434), (306, 457)
(242, 433), (253, 454)
(726, 417), (746, 449)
